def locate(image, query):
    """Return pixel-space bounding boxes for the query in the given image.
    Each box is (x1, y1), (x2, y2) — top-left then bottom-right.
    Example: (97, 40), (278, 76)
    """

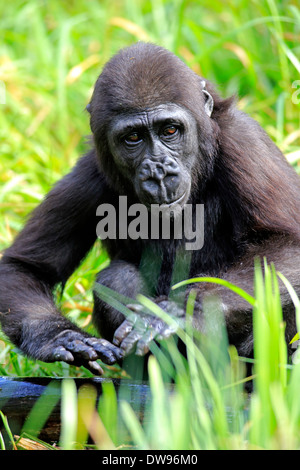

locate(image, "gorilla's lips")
(141, 189), (188, 211)
(160, 190), (188, 208)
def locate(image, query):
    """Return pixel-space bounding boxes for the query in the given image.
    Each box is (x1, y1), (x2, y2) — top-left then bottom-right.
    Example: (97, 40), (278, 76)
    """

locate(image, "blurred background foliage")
(0, 0), (299, 376)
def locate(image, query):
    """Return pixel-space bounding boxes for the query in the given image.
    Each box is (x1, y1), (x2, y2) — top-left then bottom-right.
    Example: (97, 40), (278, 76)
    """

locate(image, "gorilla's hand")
(112, 300), (185, 356)
(39, 329), (123, 374)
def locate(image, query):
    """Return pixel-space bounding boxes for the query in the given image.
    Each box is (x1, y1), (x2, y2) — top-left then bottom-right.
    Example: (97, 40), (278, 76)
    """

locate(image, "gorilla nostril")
(153, 165), (166, 180)
(139, 163), (152, 181)
(165, 159), (179, 171)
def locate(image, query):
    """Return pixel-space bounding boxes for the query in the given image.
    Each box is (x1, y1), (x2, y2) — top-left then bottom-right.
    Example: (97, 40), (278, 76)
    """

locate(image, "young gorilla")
(0, 42), (299, 374)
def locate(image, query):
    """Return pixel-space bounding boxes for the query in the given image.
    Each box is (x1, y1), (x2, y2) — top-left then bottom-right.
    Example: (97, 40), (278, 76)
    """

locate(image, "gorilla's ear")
(201, 80), (214, 117)
(86, 103), (91, 113)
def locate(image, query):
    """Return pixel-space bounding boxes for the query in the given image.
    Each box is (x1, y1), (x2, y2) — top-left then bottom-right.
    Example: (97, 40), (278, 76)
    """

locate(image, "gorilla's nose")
(140, 161), (166, 181)
(138, 157), (181, 202)
(139, 157), (180, 182)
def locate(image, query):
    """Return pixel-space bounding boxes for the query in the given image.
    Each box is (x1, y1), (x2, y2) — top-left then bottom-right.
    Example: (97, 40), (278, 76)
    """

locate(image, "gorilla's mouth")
(162, 191), (188, 208)
(141, 189), (189, 210)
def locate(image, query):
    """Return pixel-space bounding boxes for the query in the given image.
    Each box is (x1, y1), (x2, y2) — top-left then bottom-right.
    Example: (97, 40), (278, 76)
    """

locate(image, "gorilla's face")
(107, 104), (198, 208)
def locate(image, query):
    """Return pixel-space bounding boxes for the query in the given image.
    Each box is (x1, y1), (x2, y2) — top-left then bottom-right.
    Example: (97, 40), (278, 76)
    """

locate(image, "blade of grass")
(0, 429), (5, 450)
(172, 277), (255, 306)
(0, 410), (17, 450)
(21, 380), (61, 439)
(77, 384), (116, 450)
(120, 401), (149, 450)
(59, 379), (78, 450)
(97, 381), (118, 445)
(277, 271), (300, 335)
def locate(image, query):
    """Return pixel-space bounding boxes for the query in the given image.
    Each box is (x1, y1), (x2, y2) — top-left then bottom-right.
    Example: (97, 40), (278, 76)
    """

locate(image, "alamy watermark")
(0, 80), (6, 104)
(292, 80), (300, 105)
(96, 196), (204, 251)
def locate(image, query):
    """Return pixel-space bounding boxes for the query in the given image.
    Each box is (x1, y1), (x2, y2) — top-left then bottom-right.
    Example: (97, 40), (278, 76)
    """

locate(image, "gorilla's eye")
(162, 125), (178, 137)
(125, 132), (142, 145)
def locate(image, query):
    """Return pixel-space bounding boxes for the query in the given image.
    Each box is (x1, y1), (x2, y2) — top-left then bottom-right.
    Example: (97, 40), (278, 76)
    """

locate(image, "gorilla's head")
(88, 42), (219, 207)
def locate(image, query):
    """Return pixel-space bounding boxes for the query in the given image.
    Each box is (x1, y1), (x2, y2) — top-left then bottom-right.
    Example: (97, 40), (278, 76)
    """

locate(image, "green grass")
(0, 0), (300, 450)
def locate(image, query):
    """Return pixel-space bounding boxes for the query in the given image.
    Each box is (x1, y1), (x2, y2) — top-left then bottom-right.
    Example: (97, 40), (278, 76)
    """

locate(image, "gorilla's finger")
(85, 337), (123, 364)
(52, 346), (74, 363)
(113, 319), (135, 346)
(66, 339), (98, 361)
(135, 329), (156, 356)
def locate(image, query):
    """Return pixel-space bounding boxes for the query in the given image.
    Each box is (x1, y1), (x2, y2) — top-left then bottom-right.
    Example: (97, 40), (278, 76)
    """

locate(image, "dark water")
(0, 376), (157, 447)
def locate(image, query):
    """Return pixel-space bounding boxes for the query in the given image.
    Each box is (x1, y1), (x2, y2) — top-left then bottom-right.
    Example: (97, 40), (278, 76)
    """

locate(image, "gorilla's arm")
(0, 151), (123, 373)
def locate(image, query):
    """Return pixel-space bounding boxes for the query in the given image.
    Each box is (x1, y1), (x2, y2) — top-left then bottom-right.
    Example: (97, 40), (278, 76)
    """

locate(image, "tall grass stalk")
(117, 261), (300, 450)
(249, 260), (300, 449)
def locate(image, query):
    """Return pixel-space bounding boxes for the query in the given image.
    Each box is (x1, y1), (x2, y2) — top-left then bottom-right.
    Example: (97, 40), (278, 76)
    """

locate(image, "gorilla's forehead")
(108, 103), (195, 136)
